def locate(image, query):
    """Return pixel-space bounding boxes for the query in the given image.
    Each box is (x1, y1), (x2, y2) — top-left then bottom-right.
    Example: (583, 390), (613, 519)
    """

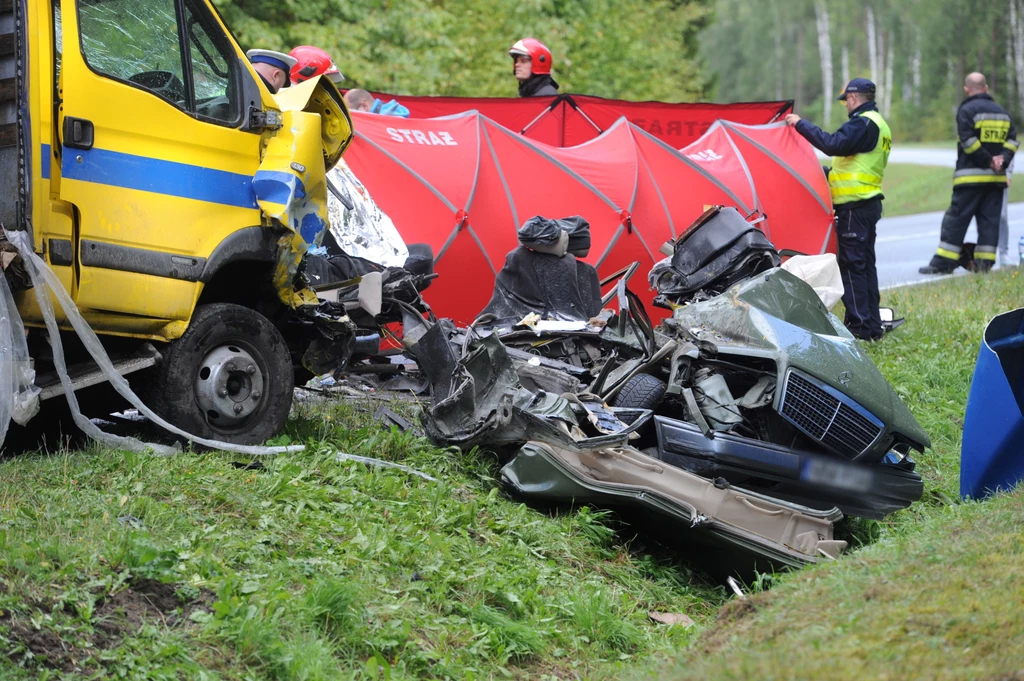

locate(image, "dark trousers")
(835, 198), (882, 340)
(930, 185), (1004, 269)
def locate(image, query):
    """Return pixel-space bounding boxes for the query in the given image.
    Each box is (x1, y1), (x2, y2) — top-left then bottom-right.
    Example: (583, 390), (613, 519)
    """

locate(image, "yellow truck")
(3, 0), (354, 444)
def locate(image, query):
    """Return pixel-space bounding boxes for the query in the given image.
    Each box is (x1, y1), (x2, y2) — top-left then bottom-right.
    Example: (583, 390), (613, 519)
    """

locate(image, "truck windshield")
(77, 0), (239, 126)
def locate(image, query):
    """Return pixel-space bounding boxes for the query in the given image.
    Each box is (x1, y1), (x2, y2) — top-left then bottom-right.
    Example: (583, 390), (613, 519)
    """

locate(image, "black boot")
(919, 254), (958, 275)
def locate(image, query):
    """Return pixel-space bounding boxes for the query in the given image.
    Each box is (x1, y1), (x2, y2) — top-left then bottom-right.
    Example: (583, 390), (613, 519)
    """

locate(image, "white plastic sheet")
(327, 160), (409, 267)
(781, 254), (845, 308)
(0, 265), (39, 445)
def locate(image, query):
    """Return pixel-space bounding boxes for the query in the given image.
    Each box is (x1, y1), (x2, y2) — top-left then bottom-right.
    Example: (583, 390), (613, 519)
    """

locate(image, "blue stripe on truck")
(42, 144), (259, 209)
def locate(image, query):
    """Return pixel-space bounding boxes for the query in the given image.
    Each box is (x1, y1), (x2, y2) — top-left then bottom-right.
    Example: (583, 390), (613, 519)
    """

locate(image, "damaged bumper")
(654, 415), (923, 520)
(502, 441), (846, 568)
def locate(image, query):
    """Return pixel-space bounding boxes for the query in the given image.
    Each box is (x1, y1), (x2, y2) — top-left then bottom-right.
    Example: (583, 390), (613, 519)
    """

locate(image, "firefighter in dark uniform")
(920, 72), (1019, 274)
(786, 78), (892, 342)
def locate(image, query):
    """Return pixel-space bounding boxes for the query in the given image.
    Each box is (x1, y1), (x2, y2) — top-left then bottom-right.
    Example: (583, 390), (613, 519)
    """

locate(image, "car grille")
(780, 370), (882, 458)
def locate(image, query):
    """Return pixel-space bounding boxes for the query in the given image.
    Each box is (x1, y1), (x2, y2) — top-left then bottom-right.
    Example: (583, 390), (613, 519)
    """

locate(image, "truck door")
(58, 0), (265, 336)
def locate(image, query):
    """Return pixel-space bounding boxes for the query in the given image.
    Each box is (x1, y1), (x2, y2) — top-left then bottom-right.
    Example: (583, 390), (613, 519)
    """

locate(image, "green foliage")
(702, 0), (1024, 141)
(213, 0), (712, 99)
(565, 588), (644, 655)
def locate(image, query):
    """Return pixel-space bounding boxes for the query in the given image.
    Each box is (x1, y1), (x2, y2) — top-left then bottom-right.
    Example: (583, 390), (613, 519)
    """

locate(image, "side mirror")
(880, 306), (906, 334)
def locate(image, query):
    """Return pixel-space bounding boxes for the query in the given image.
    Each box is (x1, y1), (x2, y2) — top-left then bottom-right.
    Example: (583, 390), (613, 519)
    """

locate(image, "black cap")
(838, 77), (876, 101)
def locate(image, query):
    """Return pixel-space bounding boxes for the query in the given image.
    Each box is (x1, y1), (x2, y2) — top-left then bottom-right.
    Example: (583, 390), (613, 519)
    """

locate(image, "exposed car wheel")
(611, 373), (667, 411)
(149, 303), (294, 445)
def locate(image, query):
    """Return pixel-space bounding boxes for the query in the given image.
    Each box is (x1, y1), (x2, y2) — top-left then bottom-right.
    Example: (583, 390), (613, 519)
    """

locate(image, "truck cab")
(4, 0), (353, 444)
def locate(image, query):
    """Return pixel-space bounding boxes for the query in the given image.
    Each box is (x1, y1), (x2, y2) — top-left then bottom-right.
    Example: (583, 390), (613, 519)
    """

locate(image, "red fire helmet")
(289, 45), (345, 84)
(508, 38), (552, 75)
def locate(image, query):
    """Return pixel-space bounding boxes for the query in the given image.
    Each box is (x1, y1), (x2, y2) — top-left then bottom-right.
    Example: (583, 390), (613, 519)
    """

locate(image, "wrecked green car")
(404, 207), (930, 568)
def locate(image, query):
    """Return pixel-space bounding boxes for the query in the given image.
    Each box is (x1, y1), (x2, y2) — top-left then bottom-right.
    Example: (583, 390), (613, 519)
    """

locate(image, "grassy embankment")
(648, 267), (1024, 681)
(0, 267), (1021, 679)
(0, 403), (721, 678)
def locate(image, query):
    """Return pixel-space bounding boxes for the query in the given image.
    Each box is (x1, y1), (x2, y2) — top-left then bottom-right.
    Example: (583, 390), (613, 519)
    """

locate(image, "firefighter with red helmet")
(509, 38), (560, 97)
(289, 45), (345, 85)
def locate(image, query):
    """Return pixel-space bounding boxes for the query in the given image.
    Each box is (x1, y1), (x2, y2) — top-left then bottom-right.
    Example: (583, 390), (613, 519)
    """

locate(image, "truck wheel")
(611, 373), (667, 411)
(149, 303), (293, 445)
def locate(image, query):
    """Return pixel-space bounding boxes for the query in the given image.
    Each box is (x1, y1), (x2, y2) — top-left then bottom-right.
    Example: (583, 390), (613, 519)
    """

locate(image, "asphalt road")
(887, 147), (956, 167)
(816, 145), (957, 167)
(877, 201), (1024, 290)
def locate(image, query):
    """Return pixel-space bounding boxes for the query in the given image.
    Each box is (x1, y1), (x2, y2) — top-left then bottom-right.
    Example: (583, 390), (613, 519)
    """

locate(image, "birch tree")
(866, 5), (878, 81)
(842, 44), (850, 89)
(773, 0), (784, 100)
(814, 0), (833, 123)
(912, 30), (921, 107)
(1012, 0), (1024, 116)
(876, 27), (886, 108)
(1006, 18), (1016, 114)
(882, 39), (895, 117)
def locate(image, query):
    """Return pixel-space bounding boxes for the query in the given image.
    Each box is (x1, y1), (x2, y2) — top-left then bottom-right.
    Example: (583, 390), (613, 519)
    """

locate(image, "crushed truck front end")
(4, 0), (354, 444)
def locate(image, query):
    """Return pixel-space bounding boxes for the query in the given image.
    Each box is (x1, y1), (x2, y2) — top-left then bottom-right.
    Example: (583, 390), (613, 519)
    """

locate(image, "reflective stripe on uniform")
(954, 167), (998, 176)
(961, 136), (982, 154)
(936, 247), (960, 259)
(977, 120), (1011, 129)
(975, 244), (998, 254)
(974, 112), (1012, 123)
(829, 171), (883, 185)
(1005, 139), (1021, 151)
(953, 175), (1009, 185)
(939, 241), (962, 254)
(831, 185), (883, 197)
(953, 167), (1007, 180)
(974, 250), (997, 261)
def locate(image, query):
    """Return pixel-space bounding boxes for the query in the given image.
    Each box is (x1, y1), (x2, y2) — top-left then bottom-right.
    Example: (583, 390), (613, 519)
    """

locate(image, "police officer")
(246, 49), (297, 94)
(786, 78), (891, 342)
(919, 72), (1019, 274)
(509, 38), (560, 97)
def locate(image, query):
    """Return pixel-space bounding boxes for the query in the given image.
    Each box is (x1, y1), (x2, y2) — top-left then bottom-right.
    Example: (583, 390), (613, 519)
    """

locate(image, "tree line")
(701, 0), (1024, 141)
(211, 0), (1022, 142)
(212, 0), (712, 101)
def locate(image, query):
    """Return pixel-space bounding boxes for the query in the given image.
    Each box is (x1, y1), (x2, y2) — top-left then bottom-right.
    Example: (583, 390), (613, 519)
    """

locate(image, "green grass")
(2, 269), (1023, 679)
(870, 268), (1023, 500)
(649, 490), (1024, 681)
(642, 267), (1024, 681)
(879, 164), (1024, 218)
(0, 399), (719, 680)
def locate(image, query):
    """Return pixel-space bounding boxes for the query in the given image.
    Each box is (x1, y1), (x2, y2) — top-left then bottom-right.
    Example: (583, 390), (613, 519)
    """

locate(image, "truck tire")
(149, 303), (293, 445)
(611, 373), (667, 411)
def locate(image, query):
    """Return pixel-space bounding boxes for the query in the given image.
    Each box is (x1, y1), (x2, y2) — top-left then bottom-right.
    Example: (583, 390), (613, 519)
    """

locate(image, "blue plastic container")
(960, 307), (1024, 499)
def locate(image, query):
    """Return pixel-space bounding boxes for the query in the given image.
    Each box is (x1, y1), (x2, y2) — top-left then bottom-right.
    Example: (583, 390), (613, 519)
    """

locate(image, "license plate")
(801, 458), (874, 493)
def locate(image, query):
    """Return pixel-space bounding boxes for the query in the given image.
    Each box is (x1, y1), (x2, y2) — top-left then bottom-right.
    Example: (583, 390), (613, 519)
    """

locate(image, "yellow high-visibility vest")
(828, 110), (892, 205)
